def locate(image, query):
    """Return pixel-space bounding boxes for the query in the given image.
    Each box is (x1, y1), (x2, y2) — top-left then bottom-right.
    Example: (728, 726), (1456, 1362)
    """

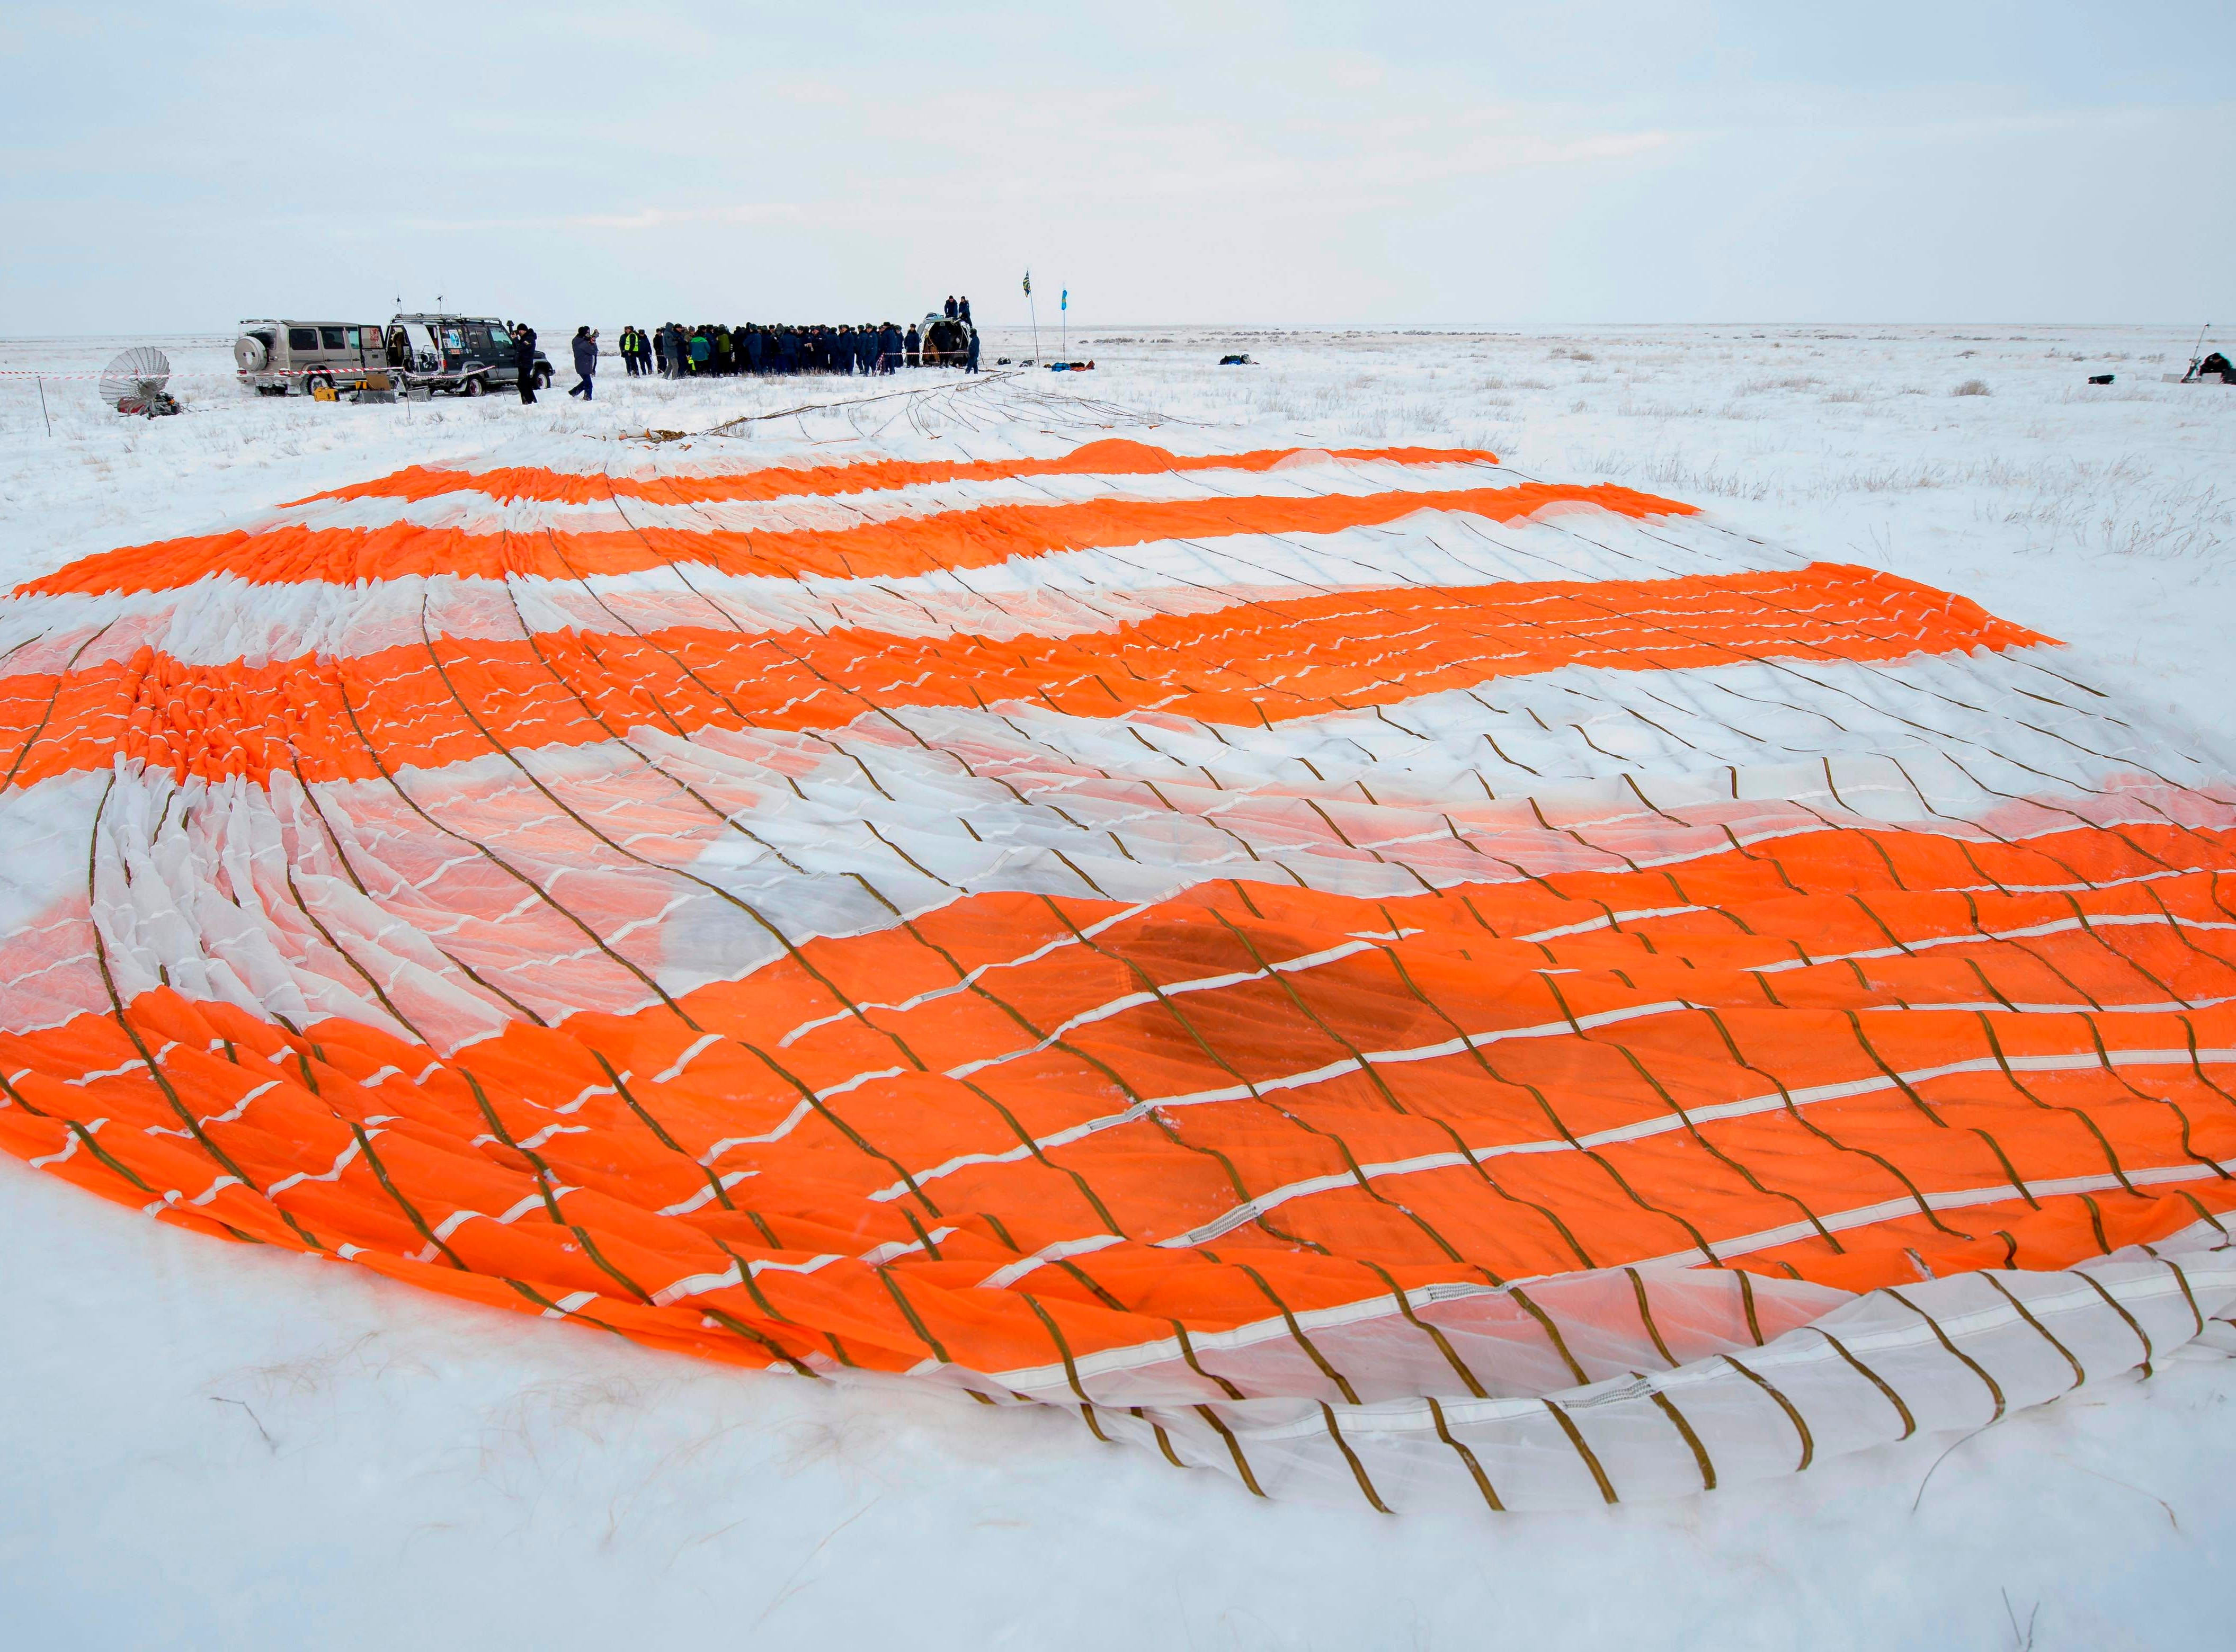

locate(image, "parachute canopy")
(0, 415), (2230, 1512)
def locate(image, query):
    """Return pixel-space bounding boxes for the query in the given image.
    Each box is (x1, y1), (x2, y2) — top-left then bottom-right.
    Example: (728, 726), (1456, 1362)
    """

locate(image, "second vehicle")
(387, 314), (554, 397)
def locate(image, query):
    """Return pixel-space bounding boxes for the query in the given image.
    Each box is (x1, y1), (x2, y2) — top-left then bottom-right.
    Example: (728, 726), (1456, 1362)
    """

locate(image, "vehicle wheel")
(536, 367), (553, 389)
(461, 375), (485, 398)
(306, 374), (333, 398)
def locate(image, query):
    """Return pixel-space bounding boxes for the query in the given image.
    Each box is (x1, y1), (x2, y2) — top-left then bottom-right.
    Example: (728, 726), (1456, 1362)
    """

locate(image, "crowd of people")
(608, 295), (979, 380)
(496, 297), (983, 405)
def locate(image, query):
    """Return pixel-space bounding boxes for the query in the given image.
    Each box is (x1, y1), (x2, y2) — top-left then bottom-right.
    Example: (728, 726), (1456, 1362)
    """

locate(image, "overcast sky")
(4, 0), (2229, 333)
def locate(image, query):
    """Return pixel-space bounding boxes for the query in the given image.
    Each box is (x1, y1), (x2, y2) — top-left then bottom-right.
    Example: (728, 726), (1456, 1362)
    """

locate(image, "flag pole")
(1025, 270), (1038, 363)
(1061, 288), (1067, 360)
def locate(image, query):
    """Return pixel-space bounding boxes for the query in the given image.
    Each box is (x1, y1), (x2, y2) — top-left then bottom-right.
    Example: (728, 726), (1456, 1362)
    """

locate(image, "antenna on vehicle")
(2184, 320), (2211, 381)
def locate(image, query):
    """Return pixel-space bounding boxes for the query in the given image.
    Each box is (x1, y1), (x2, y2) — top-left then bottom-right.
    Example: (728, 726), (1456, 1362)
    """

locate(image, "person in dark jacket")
(958, 295), (972, 326)
(965, 326), (980, 374)
(878, 323), (899, 374)
(513, 322), (539, 403)
(904, 324), (920, 368)
(568, 326), (598, 399)
(652, 326), (667, 376)
(743, 325), (763, 374)
(944, 294), (958, 320)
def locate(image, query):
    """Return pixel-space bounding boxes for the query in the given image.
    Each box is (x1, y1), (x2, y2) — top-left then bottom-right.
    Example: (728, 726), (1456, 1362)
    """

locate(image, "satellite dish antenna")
(98, 346), (180, 418)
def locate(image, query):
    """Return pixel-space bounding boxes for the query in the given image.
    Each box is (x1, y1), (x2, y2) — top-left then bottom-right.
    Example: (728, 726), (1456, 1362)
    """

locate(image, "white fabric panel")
(954, 1227), (2236, 1510)
(0, 505), (1803, 673)
(240, 457), (1544, 539)
(0, 646), (2225, 1046)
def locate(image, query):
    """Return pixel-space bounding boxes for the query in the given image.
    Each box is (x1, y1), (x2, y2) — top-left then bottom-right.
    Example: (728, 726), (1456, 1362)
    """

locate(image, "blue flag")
(1061, 289), (1068, 311)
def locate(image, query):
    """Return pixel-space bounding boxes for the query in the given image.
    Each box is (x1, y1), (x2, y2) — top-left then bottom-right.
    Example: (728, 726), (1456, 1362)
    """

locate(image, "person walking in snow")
(513, 322), (539, 403)
(568, 326), (598, 400)
(965, 326), (980, 374)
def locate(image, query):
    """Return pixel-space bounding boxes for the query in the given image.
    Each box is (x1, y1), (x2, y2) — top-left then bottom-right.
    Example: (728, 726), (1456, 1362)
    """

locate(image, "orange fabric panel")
(286, 439), (1503, 508)
(7, 823), (2235, 1383)
(21, 481), (1687, 596)
(0, 565), (2043, 789)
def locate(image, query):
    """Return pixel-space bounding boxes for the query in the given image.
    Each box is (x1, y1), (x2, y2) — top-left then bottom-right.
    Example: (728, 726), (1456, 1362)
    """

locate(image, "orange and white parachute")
(0, 419), (2230, 1511)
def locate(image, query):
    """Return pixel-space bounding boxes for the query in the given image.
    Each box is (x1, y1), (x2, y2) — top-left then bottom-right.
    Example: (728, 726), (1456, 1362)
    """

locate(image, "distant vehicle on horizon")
(233, 314), (554, 397)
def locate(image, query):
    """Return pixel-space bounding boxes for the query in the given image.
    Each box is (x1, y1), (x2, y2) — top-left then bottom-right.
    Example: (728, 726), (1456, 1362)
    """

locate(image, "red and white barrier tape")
(2, 365), (433, 379)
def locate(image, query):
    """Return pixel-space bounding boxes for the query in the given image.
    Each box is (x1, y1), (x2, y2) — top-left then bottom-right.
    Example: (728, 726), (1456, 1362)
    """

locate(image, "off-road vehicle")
(233, 320), (391, 396)
(387, 314), (554, 397)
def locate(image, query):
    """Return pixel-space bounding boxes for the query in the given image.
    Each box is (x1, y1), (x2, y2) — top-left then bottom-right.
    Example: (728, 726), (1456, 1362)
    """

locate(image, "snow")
(2, 323), (2232, 1648)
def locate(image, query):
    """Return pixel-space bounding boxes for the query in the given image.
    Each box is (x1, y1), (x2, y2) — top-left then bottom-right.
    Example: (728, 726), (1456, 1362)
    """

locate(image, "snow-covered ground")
(2, 324), (2231, 1649)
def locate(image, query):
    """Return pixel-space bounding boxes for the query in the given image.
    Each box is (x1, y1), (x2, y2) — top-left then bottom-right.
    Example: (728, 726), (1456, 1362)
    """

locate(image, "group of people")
(511, 296), (983, 405)
(609, 296), (979, 380)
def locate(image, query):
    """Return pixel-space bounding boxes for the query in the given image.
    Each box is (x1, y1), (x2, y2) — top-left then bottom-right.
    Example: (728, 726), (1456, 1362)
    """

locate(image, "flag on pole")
(1022, 271), (1031, 296)
(1061, 289), (1068, 311)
